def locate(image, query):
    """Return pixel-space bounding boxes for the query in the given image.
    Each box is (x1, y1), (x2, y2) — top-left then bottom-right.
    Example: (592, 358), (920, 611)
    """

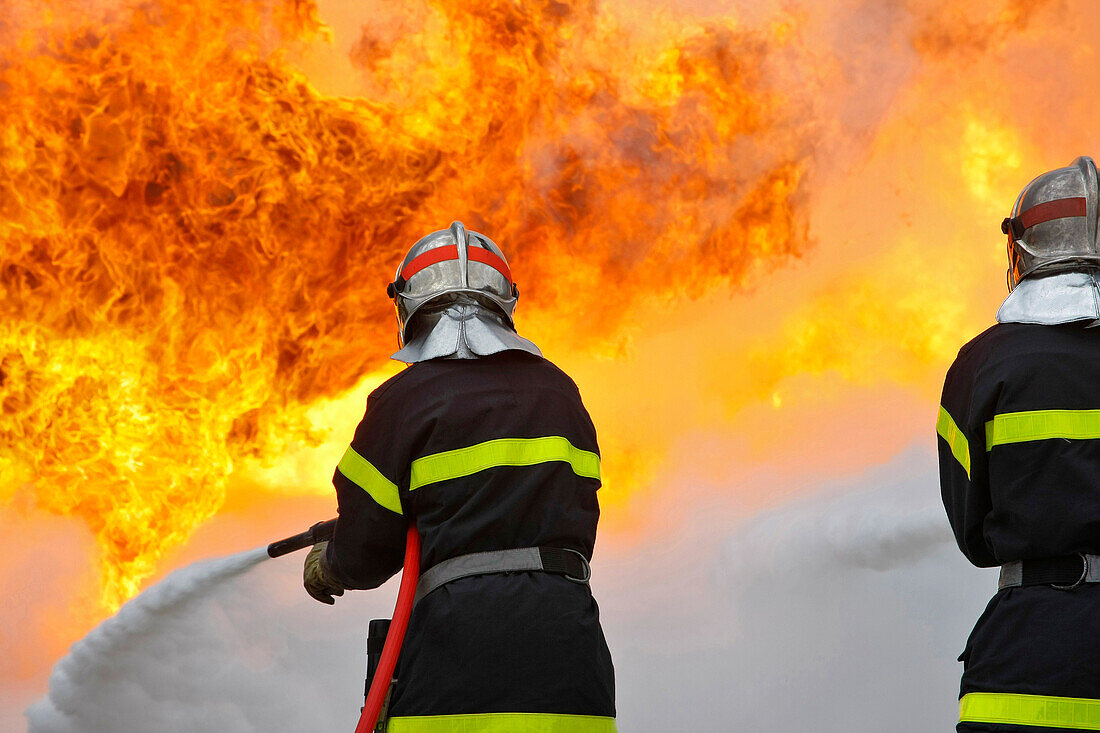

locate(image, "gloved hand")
(303, 541), (346, 605)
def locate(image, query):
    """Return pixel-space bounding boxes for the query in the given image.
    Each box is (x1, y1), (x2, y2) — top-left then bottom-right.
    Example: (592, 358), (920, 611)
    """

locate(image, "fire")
(723, 111), (1037, 419)
(0, 0), (813, 608)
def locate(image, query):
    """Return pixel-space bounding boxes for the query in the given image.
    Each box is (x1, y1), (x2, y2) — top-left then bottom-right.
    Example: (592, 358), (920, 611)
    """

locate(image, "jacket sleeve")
(324, 385), (409, 590)
(938, 350), (997, 567)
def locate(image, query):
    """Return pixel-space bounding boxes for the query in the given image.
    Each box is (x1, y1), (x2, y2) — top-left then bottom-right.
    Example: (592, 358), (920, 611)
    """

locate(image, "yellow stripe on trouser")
(960, 692), (1100, 730)
(986, 409), (1100, 450)
(337, 446), (403, 514)
(388, 713), (617, 732)
(938, 406), (971, 479)
(410, 436), (601, 491)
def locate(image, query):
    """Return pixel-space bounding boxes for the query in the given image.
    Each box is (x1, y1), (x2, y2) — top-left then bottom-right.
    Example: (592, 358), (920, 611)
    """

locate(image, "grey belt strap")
(999, 553), (1100, 590)
(414, 546), (591, 606)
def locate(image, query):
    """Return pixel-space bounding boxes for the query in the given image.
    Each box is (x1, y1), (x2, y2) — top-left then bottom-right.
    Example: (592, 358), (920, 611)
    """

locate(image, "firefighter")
(303, 222), (617, 732)
(939, 156), (1100, 732)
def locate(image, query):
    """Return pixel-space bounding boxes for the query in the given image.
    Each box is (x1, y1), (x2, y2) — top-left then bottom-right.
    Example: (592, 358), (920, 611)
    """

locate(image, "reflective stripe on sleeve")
(960, 692), (1100, 730)
(409, 436), (601, 492)
(985, 409), (1100, 450)
(388, 713), (617, 732)
(336, 446), (402, 515)
(937, 406), (971, 479)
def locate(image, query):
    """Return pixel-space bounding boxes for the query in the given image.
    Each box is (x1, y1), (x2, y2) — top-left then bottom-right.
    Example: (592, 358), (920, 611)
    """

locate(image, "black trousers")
(956, 584), (1100, 732)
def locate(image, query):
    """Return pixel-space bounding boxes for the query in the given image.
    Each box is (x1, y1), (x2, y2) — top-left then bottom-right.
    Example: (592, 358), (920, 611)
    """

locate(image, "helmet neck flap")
(391, 294), (542, 363)
(997, 271), (1100, 326)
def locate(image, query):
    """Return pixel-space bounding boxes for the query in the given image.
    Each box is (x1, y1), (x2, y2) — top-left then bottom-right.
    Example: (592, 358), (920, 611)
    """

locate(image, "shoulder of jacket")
(366, 363), (424, 406)
(956, 323), (1002, 359)
(370, 353), (582, 400)
(526, 353), (583, 394)
(942, 324), (1007, 392)
(947, 322), (1062, 390)
(956, 321), (1064, 361)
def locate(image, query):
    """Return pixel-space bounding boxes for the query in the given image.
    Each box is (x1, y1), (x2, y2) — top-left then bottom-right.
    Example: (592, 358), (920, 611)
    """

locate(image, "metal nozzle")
(266, 518), (338, 558)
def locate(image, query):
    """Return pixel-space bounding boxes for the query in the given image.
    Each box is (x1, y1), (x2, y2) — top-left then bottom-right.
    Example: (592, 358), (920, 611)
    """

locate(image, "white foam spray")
(26, 548), (269, 733)
(25, 544), (387, 733)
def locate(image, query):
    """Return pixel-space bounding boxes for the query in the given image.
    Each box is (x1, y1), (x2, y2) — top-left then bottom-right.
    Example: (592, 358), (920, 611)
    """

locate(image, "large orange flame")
(1, 0), (815, 608)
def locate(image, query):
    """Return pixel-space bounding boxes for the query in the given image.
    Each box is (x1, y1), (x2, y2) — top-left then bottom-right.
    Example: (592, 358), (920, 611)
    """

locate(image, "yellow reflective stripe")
(389, 713), (617, 732)
(960, 692), (1100, 730)
(937, 406), (971, 479)
(336, 446), (402, 515)
(986, 409), (1100, 450)
(410, 436), (601, 492)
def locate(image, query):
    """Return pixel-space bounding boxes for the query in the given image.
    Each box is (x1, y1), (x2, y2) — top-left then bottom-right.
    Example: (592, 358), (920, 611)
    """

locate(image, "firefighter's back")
(379, 350), (616, 725)
(950, 322), (1100, 728)
(967, 322), (1100, 559)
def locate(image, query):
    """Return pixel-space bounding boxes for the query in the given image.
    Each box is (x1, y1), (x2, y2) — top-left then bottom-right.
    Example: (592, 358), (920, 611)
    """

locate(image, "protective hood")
(996, 271), (1100, 326)
(391, 301), (543, 363)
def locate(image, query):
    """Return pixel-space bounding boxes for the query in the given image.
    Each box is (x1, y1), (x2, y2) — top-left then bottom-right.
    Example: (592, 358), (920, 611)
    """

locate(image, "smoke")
(722, 470), (952, 576)
(23, 446), (997, 733)
(604, 446), (995, 732)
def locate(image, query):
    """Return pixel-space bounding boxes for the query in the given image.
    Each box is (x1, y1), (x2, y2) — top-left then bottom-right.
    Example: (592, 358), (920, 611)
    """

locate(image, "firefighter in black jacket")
(940, 157), (1100, 732)
(302, 222), (617, 732)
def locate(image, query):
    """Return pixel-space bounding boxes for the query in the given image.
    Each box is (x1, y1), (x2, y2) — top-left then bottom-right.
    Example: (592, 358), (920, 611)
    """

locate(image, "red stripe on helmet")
(399, 243), (513, 284)
(1018, 197), (1087, 230)
(467, 246), (512, 282)
(400, 245), (459, 281)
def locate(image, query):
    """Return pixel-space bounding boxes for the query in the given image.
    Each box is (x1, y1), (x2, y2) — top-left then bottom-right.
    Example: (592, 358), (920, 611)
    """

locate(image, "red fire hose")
(355, 522), (421, 733)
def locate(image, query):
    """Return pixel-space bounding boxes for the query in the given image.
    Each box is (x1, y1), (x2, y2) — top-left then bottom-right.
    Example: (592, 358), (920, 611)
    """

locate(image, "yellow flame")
(962, 114), (1025, 212)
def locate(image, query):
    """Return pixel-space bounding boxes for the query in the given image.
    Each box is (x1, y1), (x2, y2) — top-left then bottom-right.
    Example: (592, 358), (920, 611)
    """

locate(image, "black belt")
(413, 546), (591, 605)
(998, 553), (1100, 590)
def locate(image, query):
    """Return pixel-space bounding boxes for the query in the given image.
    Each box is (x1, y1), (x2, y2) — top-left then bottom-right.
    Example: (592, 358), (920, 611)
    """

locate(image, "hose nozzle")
(266, 518), (337, 558)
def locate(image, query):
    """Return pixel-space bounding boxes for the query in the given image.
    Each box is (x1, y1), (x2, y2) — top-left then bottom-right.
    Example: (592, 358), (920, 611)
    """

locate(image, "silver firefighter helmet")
(387, 222), (541, 363)
(1003, 156), (1100, 291)
(387, 221), (518, 343)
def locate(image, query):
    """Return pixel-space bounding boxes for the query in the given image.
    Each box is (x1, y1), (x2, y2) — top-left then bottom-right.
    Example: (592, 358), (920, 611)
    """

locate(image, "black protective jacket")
(939, 322), (1100, 732)
(325, 350), (616, 730)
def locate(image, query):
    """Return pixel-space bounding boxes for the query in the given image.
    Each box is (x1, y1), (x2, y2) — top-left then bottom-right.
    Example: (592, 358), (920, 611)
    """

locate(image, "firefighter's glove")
(303, 541), (346, 605)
